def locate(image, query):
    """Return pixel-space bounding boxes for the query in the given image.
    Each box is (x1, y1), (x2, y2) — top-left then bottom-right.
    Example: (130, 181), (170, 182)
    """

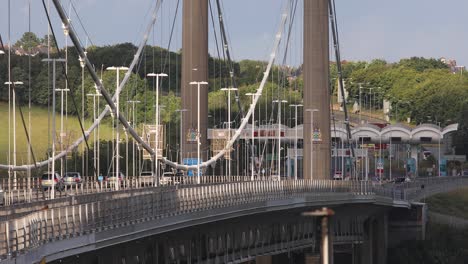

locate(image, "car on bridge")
(40, 172), (65, 191)
(63, 172), (83, 187)
(160, 171), (181, 185)
(140, 171), (155, 186)
(106, 172), (125, 186)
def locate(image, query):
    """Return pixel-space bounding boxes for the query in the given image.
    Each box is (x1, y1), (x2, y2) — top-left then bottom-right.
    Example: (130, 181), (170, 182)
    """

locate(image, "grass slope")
(426, 187), (468, 219)
(0, 102), (114, 165)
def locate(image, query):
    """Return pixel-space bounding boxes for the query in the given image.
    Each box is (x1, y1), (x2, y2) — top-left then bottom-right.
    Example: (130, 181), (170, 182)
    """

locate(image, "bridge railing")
(0, 179), (381, 259)
(1, 175), (255, 206)
(403, 176), (468, 201)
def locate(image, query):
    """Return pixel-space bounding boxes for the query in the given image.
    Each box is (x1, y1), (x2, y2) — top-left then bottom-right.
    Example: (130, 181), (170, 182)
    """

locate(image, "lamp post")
(306, 109), (319, 180)
(42, 58), (66, 199)
(107, 66), (129, 190)
(56, 87), (70, 178)
(190, 81), (209, 184)
(147, 73), (168, 183)
(290, 104), (303, 180)
(246, 93), (259, 180)
(438, 121), (441, 177)
(368, 87), (374, 120)
(88, 92), (102, 180)
(127, 100), (141, 177)
(221, 87), (238, 177)
(5, 81), (23, 189)
(176, 109), (188, 164)
(357, 83), (364, 124)
(273, 100), (288, 180)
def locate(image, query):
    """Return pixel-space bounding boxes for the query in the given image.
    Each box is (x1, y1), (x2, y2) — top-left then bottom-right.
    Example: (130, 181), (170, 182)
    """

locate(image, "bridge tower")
(303, 0), (331, 179)
(181, 0), (209, 163)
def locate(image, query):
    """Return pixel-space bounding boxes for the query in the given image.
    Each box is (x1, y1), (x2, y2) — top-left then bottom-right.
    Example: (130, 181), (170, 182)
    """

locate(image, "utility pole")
(290, 104), (303, 180)
(190, 81), (209, 184)
(128, 100), (141, 177)
(175, 109), (188, 165)
(87, 92), (102, 180)
(42, 58), (66, 199)
(56, 88), (70, 179)
(107, 66), (129, 190)
(246, 93), (259, 180)
(147, 73), (168, 184)
(273, 100), (288, 180)
(5, 81), (23, 190)
(221, 87), (238, 177)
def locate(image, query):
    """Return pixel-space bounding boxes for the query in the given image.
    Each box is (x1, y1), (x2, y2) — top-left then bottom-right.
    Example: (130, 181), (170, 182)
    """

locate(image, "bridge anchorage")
(0, 0), (465, 263)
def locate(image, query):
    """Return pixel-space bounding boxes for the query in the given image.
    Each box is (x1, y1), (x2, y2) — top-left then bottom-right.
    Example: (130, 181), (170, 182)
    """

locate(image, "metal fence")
(0, 179), (377, 259)
(1, 176), (254, 206)
(1, 176), (467, 260)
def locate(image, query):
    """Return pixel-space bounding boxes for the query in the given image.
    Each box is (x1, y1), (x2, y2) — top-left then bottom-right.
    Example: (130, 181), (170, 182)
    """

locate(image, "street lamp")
(42, 58), (66, 199)
(368, 87), (374, 120)
(175, 109), (188, 164)
(128, 100), (141, 177)
(56, 87), (70, 178)
(246, 93), (260, 180)
(289, 104), (303, 180)
(88, 92), (102, 180)
(438, 121), (441, 177)
(190, 81), (209, 184)
(273, 99), (288, 180)
(5, 81), (23, 189)
(107, 66), (129, 190)
(221, 87), (238, 177)
(306, 109), (319, 180)
(147, 73), (168, 183)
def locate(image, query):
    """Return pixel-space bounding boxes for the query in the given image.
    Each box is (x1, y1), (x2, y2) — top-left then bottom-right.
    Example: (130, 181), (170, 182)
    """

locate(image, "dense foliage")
(2, 32), (468, 157)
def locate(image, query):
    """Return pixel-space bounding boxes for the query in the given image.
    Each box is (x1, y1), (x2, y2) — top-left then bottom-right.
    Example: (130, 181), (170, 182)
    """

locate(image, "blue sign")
(183, 158), (203, 176)
(406, 158), (416, 176)
(439, 158), (447, 176)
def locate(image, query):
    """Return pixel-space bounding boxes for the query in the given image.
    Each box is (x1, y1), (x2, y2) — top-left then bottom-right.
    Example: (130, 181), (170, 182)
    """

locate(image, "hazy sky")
(1, 0), (467, 67)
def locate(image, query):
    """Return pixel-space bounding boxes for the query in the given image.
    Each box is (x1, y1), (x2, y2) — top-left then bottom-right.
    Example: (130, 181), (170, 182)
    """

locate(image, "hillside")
(0, 102), (114, 165)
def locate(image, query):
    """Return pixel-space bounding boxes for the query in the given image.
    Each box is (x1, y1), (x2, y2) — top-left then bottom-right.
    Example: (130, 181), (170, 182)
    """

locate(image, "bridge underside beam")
(303, 0), (331, 180)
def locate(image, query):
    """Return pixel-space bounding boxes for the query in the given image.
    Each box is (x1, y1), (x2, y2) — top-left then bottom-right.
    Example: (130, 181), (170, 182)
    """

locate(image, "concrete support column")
(303, 0), (331, 180)
(181, 0), (209, 161)
(374, 215), (388, 264)
(361, 215), (388, 264)
(361, 219), (373, 264)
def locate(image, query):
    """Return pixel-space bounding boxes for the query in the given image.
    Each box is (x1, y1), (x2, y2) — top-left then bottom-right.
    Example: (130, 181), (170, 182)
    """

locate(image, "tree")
(14, 32), (40, 51)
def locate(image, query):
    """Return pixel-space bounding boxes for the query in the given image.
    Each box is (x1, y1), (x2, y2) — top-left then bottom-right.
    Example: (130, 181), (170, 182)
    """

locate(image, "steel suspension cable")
(0, 0), (163, 171)
(328, 0), (357, 178)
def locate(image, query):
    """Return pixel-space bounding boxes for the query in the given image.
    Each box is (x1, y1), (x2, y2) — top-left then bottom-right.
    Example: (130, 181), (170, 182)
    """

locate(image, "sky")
(1, 0), (467, 67)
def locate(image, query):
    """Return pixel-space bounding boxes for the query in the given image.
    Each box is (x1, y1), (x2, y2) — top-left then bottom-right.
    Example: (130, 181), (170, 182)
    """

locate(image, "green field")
(426, 187), (468, 219)
(0, 102), (115, 165)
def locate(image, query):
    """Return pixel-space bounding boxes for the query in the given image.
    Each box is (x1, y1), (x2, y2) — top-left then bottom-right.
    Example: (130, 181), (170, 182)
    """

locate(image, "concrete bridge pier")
(361, 214), (388, 264)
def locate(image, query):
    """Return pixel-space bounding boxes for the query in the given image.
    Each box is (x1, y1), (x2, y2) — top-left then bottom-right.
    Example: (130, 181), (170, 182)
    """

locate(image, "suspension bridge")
(0, 0), (465, 263)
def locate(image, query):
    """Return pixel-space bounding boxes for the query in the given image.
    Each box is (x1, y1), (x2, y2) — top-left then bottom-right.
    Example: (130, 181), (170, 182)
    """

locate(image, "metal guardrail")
(1, 176), (254, 206)
(0, 180), (377, 259)
(1, 176), (467, 260)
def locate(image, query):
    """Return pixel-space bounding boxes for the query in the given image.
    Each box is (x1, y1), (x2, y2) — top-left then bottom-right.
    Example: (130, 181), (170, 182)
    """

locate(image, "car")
(333, 171), (343, 180)
(106, 172), (125, 185)
(462, 170), (468, 177)
(63, 172), (82, 186)
(160, 171), (180, 185)
(140, 171), (155, 186)
(40, 172), (65, 191)
(393, 177), (410, 184)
